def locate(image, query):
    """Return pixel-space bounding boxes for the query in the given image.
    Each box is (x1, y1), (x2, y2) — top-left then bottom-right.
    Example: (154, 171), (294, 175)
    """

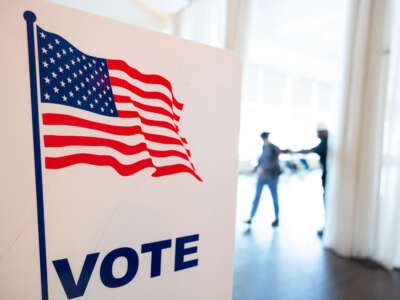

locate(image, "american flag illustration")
(36, 26), (201, 181)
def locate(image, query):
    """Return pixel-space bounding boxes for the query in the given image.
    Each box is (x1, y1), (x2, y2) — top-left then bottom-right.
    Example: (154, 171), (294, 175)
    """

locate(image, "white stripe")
(111, 86), (181, 116)
(41, 103), (175, 130)
(115, 102), (178, 125)
(40, 102), (186, 144)
(42, 126), (191, 154)
(109, 69), (173, 101)
(45, 146), (192, 168)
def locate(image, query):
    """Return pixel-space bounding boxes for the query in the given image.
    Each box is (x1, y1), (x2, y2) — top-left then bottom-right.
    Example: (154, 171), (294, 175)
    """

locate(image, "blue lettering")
(141, 239), (172, 277)
(100, 247), (139, 288)
(53, 253), (99, 299)
(174, 234), (199, 271)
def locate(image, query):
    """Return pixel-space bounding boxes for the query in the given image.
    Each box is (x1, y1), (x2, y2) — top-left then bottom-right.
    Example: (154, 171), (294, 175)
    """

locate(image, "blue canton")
(37, 26), (118, 117)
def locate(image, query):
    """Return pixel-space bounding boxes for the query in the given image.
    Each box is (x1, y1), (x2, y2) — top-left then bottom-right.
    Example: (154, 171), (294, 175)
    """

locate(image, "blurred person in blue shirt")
(245, 132), (289, 227)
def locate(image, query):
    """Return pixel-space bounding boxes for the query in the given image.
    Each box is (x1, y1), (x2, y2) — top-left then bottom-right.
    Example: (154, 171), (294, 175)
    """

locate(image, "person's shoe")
(317, 229), (324, 238)
(244, 219), (252, 225)
(271, 219), (279, 227)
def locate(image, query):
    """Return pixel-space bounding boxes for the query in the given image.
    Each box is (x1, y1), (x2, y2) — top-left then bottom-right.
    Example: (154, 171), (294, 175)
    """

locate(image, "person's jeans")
(250, 175), (279, 220)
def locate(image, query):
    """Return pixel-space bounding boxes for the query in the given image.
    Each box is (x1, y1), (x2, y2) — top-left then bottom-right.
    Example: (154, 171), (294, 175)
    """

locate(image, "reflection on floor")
(233, 172), (400, 300)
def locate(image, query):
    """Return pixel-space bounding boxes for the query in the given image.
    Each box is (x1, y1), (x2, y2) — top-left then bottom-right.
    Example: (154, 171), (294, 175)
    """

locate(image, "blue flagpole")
(23, 11), (48, 300)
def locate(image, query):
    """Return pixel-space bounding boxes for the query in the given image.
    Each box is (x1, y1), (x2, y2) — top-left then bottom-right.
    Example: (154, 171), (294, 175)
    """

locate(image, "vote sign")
(0, 1), (241, 300)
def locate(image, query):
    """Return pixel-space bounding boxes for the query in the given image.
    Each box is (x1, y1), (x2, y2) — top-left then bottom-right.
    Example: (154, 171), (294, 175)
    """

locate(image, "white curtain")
(375, 0), (400, 268)
(50, 0), (170, 31)
(170, 0), (253, 57)
(225, 0), (254, 57)
(171, 0), (227, 48)
(324, 0), (400, 269)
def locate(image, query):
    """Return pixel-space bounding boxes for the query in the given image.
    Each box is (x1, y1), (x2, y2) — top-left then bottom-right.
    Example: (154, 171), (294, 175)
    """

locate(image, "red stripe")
(44, 135), (191, 159)
(107, 59), (184, 110)
(110, 76), (182, 119)
(152, 164), (202, 181)
(117, 110), (178, 133)
(114, 94), (180, 122)
(46, 154), (154, 176)
(114, 95), (187, 145)
(45, 154), (201, 181)
(42, 113), (183, 146)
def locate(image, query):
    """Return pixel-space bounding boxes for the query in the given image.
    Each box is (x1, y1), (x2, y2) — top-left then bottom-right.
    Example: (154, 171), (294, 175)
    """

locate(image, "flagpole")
(23, 11), (48, 300)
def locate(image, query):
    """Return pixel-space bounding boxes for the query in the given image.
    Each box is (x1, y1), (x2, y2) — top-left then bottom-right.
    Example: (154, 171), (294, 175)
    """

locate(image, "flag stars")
(44, 93), (50, 100)
(43, 61), (48, 68)
(40, 32), (46, 39)
(40, 46), (118, 115)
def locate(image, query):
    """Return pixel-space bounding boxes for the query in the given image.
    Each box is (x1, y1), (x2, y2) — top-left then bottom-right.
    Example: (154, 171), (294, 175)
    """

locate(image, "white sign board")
(0, 1), (241, 299)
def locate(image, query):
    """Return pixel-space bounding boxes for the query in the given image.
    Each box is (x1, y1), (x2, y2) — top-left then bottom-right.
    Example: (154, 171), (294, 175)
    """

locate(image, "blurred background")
(51, 0), (347, 171)
(49, 0), (400, 298)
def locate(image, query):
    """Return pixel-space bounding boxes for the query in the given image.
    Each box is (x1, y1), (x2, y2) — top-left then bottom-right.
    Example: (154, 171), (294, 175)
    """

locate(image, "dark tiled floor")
(233, 172), (400, 300)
